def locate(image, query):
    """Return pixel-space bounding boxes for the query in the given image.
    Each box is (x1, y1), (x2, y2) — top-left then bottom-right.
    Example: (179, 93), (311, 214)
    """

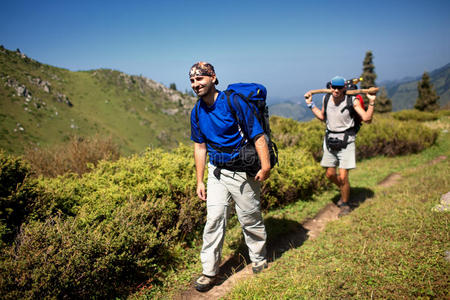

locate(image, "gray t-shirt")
(323, 95), (358, 143)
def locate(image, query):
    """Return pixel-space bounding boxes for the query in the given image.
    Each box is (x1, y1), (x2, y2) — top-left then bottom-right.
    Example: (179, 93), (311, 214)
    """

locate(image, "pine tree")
(360, 51), (377, 105)
(374, 87), (392, 113)
(414, 72), (440, 111)
(361, 51), (377, 89)
(169, 83), (177, 91)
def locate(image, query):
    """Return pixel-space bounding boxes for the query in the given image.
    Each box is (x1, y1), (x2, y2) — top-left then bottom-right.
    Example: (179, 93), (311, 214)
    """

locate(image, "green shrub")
(0, 150), (39, 244)
(437, 109), (450, 117)
(0, 201), (166, 299)
(1, 145), (202, 298)
(392, 109), (439, 122)
(261, 147), (327, 210)
(270, 116), (324, 160)
(357, 115), (438, 159)
(270, 115), (439, 161)
(37, 144), (203, 241)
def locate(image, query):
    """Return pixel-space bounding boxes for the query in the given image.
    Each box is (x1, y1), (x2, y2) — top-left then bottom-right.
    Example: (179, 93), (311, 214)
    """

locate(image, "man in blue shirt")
(189, 62), (270, 292)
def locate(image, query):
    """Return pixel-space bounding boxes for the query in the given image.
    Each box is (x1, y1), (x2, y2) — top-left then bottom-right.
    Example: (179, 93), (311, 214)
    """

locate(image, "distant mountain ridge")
(269, 62), (450, 121)
(269, 99), (314, 122)
(0, 46), (196, 154)
(384, 62), (450, 111)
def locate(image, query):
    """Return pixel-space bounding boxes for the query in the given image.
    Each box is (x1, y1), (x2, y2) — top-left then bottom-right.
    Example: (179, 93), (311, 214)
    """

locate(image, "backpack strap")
(323, 93), (331, 121)
(342, 95), (361, 133)
(226, 91), (259, 124)
(341, 95), (356, 118)
(194, 99), (201, 129)
(225, 91), (241, 128)
(225, 90), (258, 141)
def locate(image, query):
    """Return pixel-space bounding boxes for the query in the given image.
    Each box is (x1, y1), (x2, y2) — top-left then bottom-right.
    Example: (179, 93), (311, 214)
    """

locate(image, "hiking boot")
(194, 274), (217, 292)
(338, 203), (351, 217)
(252, 259), (268, 274)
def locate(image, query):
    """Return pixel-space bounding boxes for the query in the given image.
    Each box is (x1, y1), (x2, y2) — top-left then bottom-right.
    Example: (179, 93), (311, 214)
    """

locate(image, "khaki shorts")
(320, 140), (356, 170)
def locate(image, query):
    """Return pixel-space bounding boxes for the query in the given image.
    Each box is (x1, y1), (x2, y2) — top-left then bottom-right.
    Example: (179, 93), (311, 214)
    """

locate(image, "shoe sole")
(195, 283), (215, 292)
(252, 263), (268, 274)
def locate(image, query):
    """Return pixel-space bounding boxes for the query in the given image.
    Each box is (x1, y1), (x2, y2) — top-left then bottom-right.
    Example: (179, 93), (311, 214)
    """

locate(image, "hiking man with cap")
(189, 62), (270, 292)
(304, 76), (376, 216)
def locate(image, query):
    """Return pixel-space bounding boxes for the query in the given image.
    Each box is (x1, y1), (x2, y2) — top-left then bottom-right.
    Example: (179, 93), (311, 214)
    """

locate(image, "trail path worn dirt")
(175, 155), (447, 300)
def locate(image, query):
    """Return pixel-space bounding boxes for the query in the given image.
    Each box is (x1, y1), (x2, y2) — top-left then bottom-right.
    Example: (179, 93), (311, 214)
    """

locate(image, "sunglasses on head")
(331, 85), (344, 90)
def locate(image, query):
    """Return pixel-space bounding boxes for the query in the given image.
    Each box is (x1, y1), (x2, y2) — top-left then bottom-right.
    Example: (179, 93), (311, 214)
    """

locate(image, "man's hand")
(197, 181), (207, 201)
(255, 168), (270, 182)
(304, 91), (313, 104)
(366, 92), (376, 103)
(253, 135), (271, 182)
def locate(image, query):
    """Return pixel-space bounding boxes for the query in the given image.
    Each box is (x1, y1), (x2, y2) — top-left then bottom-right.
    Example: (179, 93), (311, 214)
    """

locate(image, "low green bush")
(36, 145), (203, 241)
(357, 115), (438, 159)
(270, 114), (439, 161)
(261, 147), (326, 210)
(392, 109), (439, 122)
(270, 116), (324, 160)
(0, 151), (39, 244)
(437, 109), (450, 117)
(0, 145), (202, 298)
(0, 202), (165, 299)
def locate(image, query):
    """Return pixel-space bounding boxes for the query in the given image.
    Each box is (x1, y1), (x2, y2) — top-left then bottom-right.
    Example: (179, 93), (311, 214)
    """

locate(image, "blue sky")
(1, 0), (449, 100)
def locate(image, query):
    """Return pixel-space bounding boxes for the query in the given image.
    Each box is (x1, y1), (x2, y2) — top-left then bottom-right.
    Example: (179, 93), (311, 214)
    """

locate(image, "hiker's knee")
(338, 170), (349, 185)
(325, 168), (336, 180)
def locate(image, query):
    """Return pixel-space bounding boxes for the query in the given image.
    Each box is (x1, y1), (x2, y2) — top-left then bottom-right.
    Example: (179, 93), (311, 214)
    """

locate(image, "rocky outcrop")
(56, 92), (73, 107)
(3, 76), (72, 108)
(29, 76), (51, 93)
(90, 69), (196, 115)
(5, 78), (32, 100)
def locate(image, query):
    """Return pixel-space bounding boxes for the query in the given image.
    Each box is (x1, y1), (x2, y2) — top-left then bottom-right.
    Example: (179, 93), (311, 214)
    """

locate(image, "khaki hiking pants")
(201, 163), (267, 276)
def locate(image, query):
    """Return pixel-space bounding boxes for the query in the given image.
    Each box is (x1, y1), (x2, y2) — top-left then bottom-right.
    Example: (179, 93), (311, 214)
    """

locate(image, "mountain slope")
(384, 62), (450, 110)
(269, 101), (313, 122)
(0, 47), (196, 154)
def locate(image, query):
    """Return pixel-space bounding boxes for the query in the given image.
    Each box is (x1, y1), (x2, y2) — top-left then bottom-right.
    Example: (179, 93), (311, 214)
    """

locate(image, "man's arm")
(254, 134), (271, 182)
(194, 142), (207, 200)
(354, 93), (376, 123)
(304, 91), (325, 121)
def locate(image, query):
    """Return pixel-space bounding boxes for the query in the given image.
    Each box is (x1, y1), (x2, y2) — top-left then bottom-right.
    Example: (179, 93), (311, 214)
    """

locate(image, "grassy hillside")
(0, 46), (196, 154)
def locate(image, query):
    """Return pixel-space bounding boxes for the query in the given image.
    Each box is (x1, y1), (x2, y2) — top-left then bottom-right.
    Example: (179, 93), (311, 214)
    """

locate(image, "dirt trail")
(377, 173), (402, 188)
(175, 155), (447, 300)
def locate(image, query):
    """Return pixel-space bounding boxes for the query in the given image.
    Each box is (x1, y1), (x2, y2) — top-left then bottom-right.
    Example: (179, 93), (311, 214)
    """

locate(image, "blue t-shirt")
(190, 91), (264, 166)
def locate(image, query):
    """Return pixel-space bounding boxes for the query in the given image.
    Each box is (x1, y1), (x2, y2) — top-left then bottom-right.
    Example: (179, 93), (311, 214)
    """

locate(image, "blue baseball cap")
(330, 76), (346, 87)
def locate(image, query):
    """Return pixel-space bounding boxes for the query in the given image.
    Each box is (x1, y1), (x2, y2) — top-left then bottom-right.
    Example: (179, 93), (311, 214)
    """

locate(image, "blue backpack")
(194, 83), (278, 176)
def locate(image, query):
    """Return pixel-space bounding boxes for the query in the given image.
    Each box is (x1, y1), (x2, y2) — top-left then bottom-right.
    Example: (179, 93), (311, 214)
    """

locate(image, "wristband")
(307, 102), (315, 109)
(369, 102), (375, 106)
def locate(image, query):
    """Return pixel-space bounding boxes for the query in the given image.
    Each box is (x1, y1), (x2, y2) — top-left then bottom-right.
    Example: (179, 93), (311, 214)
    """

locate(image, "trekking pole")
(306, 87), (379, 96)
